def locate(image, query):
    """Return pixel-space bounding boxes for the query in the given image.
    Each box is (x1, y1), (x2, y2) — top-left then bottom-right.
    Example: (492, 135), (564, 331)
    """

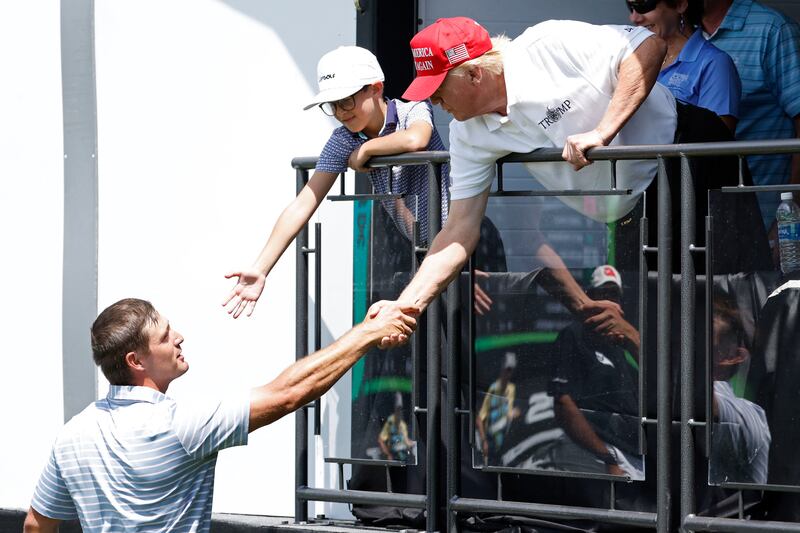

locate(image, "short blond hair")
(450, 35), (510, 78)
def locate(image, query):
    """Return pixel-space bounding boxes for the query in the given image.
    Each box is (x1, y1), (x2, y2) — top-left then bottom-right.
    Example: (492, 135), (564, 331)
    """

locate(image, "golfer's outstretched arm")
(397, 190), (490, 312)
(248, 304), (417, 431)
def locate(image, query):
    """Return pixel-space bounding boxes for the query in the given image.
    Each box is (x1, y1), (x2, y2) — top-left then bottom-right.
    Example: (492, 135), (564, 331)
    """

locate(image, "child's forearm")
(253, 204), (312, 275)
(361, 122), (432, 157)
(253, 173), (336, 275)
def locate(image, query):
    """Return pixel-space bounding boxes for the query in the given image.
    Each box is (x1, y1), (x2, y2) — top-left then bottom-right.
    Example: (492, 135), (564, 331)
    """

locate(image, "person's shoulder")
(697, 35), (736, 65)
(745, 0), (800, 29)
(394, 97), (431, 111)
(54, 400), (105, 444)
(515, 20), (597, 45)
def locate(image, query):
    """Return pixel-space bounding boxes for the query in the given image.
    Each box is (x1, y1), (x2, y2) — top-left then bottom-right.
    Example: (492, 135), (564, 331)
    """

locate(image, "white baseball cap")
(590, 265), (622, 290)
(503, 351), (517, 370)
(303, 46), (385, 110)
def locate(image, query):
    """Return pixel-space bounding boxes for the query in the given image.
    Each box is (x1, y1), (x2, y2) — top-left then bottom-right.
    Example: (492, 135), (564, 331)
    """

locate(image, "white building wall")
(1, 0), (358, 518)
(93, 0), (357, 517)
(0, 0), (65, 511)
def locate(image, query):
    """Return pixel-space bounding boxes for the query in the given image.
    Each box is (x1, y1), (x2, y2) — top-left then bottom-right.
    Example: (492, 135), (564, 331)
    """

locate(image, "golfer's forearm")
(251, 325), (376, 429)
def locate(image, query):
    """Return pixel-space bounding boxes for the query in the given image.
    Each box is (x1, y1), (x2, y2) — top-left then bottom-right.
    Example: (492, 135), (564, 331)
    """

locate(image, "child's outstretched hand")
(222, 269), (267, 318)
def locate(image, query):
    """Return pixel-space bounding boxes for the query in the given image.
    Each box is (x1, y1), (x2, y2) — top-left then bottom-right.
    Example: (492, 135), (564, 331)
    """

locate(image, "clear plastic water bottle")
(777, 192), (800, 274)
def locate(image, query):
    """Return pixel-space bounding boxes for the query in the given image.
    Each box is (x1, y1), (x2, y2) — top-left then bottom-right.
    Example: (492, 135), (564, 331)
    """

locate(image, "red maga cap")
(402, 17), (492, 101)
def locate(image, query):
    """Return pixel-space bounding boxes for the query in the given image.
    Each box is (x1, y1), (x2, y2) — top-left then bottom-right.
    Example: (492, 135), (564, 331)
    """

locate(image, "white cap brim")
(303, 84), (366, 111)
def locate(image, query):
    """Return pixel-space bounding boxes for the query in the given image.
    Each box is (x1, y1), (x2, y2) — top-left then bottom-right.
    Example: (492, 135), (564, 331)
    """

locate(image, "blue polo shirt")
(706, 0), (800, 225)
(30, 386), (250, 532)
(658, 29), (741, 118)
(316, 98), (449, 243)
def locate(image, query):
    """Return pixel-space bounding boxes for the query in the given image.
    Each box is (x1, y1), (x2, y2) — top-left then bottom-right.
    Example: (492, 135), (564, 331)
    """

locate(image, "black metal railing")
(292, 139), (800, 533)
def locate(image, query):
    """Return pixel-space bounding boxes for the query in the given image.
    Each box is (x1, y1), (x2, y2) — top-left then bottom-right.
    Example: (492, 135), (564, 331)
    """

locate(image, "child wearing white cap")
(223, 46), (449, 318)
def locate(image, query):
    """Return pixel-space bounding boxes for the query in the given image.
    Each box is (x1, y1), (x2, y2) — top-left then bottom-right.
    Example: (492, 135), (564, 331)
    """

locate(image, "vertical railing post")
(295, 167), (310, 523)
(680, 155), (696, 529)
(656, 157), (673, 533)
(411, 220), (422, 440)
(426, 162), (443, 533)
(446, 275), (462, 533)
(313, 222), (322, 436)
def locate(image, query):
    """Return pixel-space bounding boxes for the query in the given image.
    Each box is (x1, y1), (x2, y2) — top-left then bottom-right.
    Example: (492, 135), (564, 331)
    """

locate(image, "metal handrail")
(294, 138), (800, 533)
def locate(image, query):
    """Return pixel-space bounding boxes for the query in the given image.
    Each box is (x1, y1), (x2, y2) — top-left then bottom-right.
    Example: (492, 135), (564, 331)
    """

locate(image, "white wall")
(93, 0), (356, 517)
(0, 0), (65, 511)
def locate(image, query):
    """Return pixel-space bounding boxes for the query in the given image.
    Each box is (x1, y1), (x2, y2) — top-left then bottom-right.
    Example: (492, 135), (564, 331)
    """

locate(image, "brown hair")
(91, 298), (160, 385)
(662, 0), (704, 28)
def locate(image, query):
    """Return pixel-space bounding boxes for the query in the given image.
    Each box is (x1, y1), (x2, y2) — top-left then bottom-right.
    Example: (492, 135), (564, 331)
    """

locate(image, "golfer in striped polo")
(24, 298), (416, 532)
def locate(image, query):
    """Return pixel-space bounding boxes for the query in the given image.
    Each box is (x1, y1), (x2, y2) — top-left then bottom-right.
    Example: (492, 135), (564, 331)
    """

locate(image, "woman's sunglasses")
(626, 0), (659, 14)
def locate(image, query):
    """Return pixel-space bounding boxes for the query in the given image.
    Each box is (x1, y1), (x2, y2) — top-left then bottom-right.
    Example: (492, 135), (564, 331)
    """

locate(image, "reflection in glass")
(710, 290), (770, 485)
(349, 199), (418, 465)
(472, 195), (643, 478)
(477, 352), (522, 466)
(707, 189), (791, 488)
(378, 392), (416, 462)
(546, 266), (643, 479)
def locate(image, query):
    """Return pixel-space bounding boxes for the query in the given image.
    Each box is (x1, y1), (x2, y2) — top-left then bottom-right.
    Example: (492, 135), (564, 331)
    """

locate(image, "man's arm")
(248, 304), (417, 432)
(562, 35), (667, 170)
(23, 508), (61, 533)
(397, 191), (490, 312)
(554, 395), (623, 474)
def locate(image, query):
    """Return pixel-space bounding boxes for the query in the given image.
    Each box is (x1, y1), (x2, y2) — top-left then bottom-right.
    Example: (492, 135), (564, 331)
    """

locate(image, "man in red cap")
(368, 17), (755, 335)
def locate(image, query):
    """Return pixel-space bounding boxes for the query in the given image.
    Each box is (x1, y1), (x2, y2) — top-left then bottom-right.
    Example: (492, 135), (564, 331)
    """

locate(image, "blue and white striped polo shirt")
(31, 385), (249, 532)
(317, 98), (450, 243)
(706, 0), (800, 226)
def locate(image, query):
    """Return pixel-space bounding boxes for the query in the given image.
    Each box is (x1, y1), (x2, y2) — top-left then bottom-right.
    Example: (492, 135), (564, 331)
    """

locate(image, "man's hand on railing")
(562, 129), (605, 171)
(222, 268), (267, 318)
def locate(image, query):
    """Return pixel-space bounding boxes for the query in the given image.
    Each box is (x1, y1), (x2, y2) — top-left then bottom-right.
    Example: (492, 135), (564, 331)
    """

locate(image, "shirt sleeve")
(698, 50), (742, 118)
(173, 390), (250, 460)
(316, 128), (359, 174)
(766, 19), (800, 119)
(401, 100), (434, 129)
(603, 25), (655, 71)
(448, 120), (500, 200)
(30, 448), (79, 521)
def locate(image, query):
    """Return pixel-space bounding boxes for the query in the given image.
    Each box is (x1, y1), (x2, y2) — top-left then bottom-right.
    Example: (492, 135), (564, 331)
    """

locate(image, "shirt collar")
(381, 99), (398, 135)
(677, 30), (705, 63)
(483, 112), (511, 132)
(107, 385), (169, 404)
(719, 0), (751, 32)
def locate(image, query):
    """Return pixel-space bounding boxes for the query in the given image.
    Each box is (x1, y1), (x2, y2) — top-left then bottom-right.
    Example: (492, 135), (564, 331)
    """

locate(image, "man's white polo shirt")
(449, 20), (677, 222)
(31, 385), (250, 532)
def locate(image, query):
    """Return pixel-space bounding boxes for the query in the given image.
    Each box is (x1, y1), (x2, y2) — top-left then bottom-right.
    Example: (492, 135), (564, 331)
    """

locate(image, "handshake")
(360, 300), (421, 350)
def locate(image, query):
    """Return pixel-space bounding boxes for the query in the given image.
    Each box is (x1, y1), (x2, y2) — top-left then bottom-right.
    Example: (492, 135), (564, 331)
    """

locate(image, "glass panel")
(473, 194), (644, 480)
(348, 197), (419, 465)
(708, 189), (784, 487)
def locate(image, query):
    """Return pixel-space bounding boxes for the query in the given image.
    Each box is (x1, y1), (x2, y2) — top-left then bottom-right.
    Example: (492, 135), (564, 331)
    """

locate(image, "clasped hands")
(365, 300), (421, 349)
